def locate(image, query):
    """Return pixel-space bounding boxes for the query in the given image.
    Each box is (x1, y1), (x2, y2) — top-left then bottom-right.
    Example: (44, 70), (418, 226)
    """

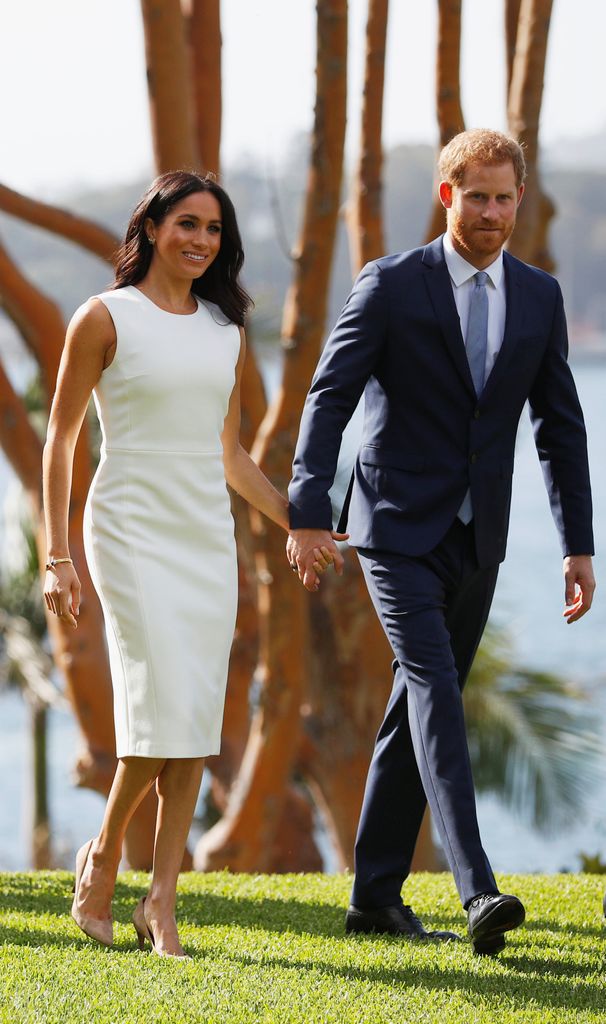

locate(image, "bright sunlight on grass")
(0, 871), (603, 1023)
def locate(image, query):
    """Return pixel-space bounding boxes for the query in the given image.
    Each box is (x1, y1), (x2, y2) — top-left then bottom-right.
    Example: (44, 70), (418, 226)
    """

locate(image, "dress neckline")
(129, 285), (201, 317)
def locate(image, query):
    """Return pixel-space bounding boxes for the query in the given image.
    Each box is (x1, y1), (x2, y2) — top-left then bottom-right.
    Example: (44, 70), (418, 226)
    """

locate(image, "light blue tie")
(466, 271), (489, 395)
(458, 271), (489, 524)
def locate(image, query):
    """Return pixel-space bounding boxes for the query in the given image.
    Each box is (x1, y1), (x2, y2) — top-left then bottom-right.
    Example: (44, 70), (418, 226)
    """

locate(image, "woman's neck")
(136, 267), (197, 314)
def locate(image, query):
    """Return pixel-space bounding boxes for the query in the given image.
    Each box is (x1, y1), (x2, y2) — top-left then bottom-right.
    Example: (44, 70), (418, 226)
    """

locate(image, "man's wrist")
(289, 527), (331, 534)
(288, 498), (333, 532)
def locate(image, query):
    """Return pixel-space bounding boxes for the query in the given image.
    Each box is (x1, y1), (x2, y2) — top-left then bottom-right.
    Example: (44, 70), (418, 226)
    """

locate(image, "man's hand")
(286, 528), (349, 592)
(563, 554), (596, 624)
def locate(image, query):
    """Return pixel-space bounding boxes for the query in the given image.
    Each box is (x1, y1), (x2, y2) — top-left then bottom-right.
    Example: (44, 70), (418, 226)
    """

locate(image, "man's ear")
(516, 183), (525, 207)
(438, 181), (453, 209)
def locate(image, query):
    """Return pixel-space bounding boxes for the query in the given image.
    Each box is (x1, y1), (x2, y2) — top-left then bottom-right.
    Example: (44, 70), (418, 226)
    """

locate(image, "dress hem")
(117, 743), (221, 759)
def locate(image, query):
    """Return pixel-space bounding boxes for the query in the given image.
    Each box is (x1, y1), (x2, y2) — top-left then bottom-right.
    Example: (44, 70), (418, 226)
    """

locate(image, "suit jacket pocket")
(359, 445), (426, 473)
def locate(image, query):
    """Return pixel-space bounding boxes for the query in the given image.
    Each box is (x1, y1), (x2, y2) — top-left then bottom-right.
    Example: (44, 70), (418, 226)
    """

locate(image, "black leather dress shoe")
(467, 892), (525, 955)
(345, 903), (460, 942)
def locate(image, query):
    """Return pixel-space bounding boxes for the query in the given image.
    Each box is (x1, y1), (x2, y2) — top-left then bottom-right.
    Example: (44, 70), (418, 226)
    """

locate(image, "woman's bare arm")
(221, 328), (289, 531)
(42, 298), (115, 627)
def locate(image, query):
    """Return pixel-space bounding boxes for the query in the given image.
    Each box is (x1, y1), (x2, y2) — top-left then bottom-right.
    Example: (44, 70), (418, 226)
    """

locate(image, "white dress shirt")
(442, 233), (506, 384)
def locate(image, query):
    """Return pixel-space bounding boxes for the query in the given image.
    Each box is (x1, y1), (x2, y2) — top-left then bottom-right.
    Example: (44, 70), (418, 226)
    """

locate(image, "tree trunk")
(342, 1), (442, 872)
(185, 0), (222, 175)
(0, 235), (114, 750)
(425, 0), (465, 242)
(0, 359), (43, 509)
(0, 0), (224, 871)
(195, 0), (348, 873)
(30, 702), (51, 870)
(300, 549), (393, 867)
(507, 0), (555, 270)
(0, 184), (118, 261)
(140, 0), (200, 172)
(346, 0), (388, 274)
(505, 0), (523, 92)
(327, 0), (393, 869)
(205, 312), (267, 809)
(205, 341), (322, 872)
(0, 234), (156, 866)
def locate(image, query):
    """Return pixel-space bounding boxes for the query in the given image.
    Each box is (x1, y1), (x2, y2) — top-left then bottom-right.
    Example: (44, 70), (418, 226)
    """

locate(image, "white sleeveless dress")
(83, 286), (240, 758)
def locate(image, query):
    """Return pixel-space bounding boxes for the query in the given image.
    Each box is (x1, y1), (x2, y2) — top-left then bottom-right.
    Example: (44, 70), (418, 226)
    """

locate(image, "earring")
(147, 236), (155, 245)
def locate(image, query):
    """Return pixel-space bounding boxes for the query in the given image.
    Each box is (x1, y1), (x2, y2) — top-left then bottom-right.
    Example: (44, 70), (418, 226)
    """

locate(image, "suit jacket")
(288, 236), (594, 568)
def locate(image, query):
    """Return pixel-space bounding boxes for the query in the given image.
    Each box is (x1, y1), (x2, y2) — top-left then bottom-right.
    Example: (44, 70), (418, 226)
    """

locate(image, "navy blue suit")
(289, 236), (593, 907)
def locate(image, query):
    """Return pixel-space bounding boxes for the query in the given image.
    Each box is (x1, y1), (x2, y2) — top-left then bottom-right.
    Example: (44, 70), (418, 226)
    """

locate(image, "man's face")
(439, 161), (524, 269)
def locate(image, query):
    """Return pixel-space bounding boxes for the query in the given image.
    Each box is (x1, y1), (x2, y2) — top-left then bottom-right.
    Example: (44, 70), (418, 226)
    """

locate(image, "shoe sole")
(345, 914), (399, 936)
(345, 912), (423, 939)
(470, 900), (525, 956)
(473, 933), (507, 956)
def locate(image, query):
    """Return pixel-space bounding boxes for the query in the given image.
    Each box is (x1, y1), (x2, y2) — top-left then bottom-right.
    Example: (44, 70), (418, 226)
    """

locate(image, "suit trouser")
(351, 518), (499, 909)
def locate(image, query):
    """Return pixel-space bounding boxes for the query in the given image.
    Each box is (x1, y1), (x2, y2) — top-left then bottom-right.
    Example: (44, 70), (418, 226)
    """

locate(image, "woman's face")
(145, 191), (222, 281)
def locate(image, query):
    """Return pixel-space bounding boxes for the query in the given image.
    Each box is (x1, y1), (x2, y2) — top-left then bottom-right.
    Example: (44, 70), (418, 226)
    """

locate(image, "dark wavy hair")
(112, 171), (252, 326)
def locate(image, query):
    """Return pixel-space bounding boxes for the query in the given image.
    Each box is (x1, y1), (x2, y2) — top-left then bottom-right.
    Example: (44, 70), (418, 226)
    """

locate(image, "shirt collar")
(443, 232), (503, 289)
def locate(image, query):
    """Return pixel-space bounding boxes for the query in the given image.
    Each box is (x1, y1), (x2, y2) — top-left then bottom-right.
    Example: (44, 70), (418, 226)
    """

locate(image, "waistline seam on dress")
(104, 447), (223, 455)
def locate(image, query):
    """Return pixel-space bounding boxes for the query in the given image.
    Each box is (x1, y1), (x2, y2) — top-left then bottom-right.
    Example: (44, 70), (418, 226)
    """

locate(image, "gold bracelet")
(45, 557), (73, 571)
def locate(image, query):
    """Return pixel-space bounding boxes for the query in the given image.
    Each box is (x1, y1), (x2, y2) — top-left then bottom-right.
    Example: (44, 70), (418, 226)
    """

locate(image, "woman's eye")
(180, 219), (195, 228)
(208, 225), (221, 234)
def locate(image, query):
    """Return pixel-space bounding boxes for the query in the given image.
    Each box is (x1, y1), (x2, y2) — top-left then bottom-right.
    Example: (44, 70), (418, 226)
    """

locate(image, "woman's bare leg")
(144, 757), (205, 955)
(76, 756), (165, 920)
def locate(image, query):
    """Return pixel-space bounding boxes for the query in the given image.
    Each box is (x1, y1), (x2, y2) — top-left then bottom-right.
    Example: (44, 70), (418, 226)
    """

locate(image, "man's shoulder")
(504, 250), (561, 295)
(363, 242), (431, 279)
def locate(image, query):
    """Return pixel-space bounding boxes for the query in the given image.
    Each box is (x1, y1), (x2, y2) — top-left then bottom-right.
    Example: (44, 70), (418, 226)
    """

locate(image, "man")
(286, 129), (595, 955)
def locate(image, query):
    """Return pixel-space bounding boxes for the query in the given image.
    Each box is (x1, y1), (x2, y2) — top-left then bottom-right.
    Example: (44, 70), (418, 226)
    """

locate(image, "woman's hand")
(44, 563), (81, 629)
(287, 529), (349, 591)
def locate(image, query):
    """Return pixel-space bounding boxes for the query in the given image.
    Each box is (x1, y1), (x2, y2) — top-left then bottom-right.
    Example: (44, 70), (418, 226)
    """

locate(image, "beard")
(452, 218), (514, 261)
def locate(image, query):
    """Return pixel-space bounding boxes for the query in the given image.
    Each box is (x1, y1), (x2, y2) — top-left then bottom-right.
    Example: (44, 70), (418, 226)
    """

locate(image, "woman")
(43, 171), (338, 958)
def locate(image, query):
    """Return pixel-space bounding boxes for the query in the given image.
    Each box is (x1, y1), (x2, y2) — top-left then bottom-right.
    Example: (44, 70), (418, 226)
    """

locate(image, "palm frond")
(464, 624), (601, 832)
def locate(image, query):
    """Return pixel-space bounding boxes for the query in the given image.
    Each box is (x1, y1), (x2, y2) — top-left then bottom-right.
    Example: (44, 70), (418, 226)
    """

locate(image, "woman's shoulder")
(63, 294), (117, 356)
(70, 285), (140, 338)
(70, 292), (118, 330)
(92, 285), (138, 309)
(80, 286), (143, 333)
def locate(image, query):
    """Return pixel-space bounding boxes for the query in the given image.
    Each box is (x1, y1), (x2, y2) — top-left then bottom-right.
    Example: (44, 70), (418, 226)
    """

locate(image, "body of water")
(0, 361), (604, 873)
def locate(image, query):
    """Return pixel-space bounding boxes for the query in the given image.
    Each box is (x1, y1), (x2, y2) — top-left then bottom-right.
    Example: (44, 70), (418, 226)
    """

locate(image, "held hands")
(286, 528), (349, 592)
(563, 554), (596, 624)
(44, 563), (81, 629)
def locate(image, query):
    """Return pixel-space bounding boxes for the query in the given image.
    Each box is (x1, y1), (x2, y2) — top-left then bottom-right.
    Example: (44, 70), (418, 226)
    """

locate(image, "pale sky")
(1, 0), (605, 198)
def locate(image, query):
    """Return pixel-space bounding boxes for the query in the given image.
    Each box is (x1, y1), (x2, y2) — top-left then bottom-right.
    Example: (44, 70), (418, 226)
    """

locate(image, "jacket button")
(474, 408), (481, 419)
(470, 452), (478, 464)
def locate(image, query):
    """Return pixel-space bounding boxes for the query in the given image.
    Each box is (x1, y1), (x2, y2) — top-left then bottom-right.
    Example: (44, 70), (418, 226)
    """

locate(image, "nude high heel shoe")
(132, 897), (190, 960)
(71, 839), (114, 947)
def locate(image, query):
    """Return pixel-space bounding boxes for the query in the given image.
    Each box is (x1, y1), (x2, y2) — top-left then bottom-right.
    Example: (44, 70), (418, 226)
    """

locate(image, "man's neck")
(445, 230), (503, 271)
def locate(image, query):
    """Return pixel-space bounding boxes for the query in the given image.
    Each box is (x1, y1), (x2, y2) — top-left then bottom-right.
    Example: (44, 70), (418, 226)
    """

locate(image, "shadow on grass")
(524, 916), (605, 939)
(0, 872), (73, 919)
(213, 944), (602, 1013)
(176, 889), (473, 938)
(179, 891), (603, 1012)
(0, 874), (149, 951)
(2, 877), (603, 1013)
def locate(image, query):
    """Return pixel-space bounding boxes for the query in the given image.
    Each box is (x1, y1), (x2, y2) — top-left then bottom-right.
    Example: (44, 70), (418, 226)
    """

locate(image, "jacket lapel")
(422, 237), (476, 398)
(481, 252), (524, 401)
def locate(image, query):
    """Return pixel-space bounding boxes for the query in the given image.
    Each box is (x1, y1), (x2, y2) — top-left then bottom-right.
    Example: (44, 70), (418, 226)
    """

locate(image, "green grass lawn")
(0, 871), (604, 1023)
